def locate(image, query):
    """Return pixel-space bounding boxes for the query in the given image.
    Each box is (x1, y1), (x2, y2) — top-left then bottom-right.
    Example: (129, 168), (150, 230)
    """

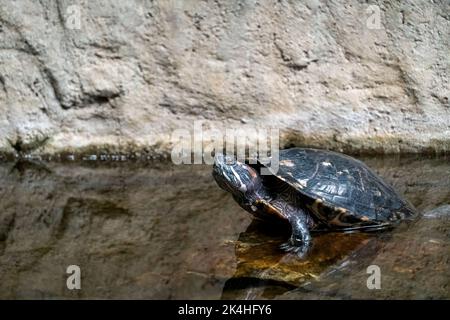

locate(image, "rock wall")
(0, 0), (449, 157)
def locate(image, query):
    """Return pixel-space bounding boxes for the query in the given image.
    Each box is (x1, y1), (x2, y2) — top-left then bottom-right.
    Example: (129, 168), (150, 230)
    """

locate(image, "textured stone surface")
(0, 0), (449, 156)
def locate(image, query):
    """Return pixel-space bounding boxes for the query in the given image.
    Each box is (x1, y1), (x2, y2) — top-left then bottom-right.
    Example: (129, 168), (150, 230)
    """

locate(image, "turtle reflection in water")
(221, 219), (377, 299)
(212, 148), (417, 257)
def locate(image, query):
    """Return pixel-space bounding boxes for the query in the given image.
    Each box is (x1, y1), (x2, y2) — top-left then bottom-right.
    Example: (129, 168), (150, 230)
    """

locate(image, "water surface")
(0, 155), (448, 299)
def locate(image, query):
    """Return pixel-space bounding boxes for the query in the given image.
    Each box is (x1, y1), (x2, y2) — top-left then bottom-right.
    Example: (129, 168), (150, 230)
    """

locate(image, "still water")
(0, 154), (448, 299)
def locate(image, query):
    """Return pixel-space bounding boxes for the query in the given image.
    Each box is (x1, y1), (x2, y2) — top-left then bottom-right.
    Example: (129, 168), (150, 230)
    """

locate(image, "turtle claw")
(280, 237), (311, 258)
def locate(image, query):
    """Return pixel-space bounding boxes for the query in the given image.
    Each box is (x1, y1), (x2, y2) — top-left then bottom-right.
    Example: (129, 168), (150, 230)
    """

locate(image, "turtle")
(212, 148), (418, 256)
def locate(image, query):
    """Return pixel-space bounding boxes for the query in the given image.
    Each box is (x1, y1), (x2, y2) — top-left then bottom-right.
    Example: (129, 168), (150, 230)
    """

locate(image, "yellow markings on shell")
(297, 178), (308, 188)
(307, 198), (328, 221)
(255, 199), (285, 220)
(330, 215), (351, 226)
(337, 207), (347, 214)
(280, 160), (295, 167)
(330, 208), (352, 227)
(311, 198), (323, 213)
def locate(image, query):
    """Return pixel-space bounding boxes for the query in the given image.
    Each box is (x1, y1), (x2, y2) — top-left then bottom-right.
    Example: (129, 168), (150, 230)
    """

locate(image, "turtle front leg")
(280, 210), (312, 257)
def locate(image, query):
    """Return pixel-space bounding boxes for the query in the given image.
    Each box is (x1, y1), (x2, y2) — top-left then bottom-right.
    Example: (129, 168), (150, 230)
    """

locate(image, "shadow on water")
(0, 154), (448, 299)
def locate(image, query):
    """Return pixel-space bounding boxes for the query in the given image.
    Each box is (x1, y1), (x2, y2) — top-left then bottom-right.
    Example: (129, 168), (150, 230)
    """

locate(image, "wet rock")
(0, 155), (448, 299)
(221, 219), (374, 299)
(279, 207), (450, 299)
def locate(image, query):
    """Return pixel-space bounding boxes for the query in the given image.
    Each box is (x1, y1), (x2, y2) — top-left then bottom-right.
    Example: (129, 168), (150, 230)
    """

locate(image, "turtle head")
(212, 154), (262, 203)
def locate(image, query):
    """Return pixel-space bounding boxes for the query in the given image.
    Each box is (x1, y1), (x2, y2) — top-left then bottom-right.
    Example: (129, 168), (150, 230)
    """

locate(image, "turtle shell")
(262, 148), (417, 230)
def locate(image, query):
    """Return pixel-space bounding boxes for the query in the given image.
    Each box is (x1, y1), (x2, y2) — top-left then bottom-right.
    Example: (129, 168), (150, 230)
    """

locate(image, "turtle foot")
(280, 237), (311, 258)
